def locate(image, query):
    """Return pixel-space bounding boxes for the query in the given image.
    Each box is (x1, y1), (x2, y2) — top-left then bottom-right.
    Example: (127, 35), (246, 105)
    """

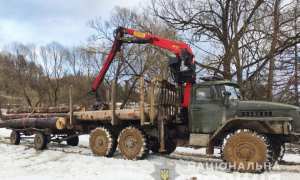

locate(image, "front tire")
(222, 129), (273, 173)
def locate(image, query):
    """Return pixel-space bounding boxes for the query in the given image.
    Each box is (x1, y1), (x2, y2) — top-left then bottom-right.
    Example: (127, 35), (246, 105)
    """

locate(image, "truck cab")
(189, 80), (241, 134)
(189, 78), (300, 135)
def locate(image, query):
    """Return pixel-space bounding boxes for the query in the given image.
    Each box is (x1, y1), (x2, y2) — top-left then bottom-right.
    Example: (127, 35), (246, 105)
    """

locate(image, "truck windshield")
(221, 85), (242, 100)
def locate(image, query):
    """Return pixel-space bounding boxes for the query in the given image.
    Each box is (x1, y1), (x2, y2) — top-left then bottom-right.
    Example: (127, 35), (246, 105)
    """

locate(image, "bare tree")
(1, 43), (41, 106)
(40, 42), (68, 106)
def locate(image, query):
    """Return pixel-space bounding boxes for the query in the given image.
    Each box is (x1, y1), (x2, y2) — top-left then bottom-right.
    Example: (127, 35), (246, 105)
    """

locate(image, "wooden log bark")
(1, 113), (69, 121)
(6, 106), (85, 114)
(74, 108), (143, 121)
(72, 108), (173, 121)
(1, 117), (67, 130)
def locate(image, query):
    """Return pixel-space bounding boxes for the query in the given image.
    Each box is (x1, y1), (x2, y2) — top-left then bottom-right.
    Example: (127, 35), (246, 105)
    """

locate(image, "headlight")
(287, 122), (292, 131)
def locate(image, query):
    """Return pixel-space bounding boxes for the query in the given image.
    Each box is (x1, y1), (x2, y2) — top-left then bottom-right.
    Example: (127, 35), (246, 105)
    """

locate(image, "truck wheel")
(66, 132), (79, 146)
(151, 141), (160, 153)
(118, 126), (150, 160)
(273, 141), (285, 162)
(165, 139), (177, 154)
(89, 127), (117, 157)
(34, 132), (47, 150)
(222, 129), (273, 173)
(151, 138), (177, 155)
(10, 130), (20, 145)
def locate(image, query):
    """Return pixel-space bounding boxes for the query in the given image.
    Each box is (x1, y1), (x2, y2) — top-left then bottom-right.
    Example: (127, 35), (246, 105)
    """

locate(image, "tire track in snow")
(1, 137), (300, 173)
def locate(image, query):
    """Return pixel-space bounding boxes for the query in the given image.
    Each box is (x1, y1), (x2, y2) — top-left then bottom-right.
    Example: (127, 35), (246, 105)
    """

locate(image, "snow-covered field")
(0, 108), (300, 180)
(0, 128), (300, 180)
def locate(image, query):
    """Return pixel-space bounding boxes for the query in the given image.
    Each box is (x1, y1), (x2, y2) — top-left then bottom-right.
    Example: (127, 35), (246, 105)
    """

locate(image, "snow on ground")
(1, 109), (7, 115)
(0, 127), (300, 180)
(0, 109), (7, 123)
(175, 146), (221, 156)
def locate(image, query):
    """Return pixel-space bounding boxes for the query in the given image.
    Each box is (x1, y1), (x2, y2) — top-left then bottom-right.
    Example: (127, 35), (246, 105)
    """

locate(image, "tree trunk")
(295, 42), (299, 105)
(233, 0), (243, 92)
(120, 78), (139, 109)
(6, 106), (84, 114)
(267, 0), (280, 101)
(223, 51), (232, 80)
(0, 117), (67, 130)
(294, 2), (299, 106)
(1, 113), (69, 121)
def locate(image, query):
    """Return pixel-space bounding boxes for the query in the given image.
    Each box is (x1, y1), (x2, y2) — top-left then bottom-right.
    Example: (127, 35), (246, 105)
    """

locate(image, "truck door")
(189, 85), (222, 133)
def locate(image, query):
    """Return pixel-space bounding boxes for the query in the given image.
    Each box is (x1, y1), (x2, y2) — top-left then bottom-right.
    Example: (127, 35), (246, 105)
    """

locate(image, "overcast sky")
(0, 0), (142, 49)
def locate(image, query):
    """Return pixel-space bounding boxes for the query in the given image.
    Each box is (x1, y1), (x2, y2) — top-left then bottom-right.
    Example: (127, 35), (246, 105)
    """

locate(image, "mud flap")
(158, 117), (167, 153)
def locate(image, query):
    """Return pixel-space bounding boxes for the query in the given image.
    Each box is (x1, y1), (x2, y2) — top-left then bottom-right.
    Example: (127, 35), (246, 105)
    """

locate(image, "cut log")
(6, 106), (85, 114)
(72, 108), (173, 121)
(1, 117), (67, 130)
(74, 108), (144, 121)
(1, 113), (69, 121)
(56, 117), (67, 130)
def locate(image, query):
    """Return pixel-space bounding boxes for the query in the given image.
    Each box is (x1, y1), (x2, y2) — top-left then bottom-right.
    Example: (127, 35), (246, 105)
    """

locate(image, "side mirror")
(223, 91), (231, 108)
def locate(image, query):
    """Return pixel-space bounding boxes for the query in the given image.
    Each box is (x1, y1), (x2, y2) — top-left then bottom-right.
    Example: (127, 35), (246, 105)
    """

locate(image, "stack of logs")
(0, 106), (84, 130)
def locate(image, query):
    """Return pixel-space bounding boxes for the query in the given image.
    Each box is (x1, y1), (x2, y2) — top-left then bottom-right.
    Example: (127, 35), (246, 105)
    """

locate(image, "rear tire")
(89, 127), (117, 157)
(34, 132), (47, 150)
(66, 132), (79, 146)
(151, 138), (177, 155)
(10, 130), (20, 145)
(118, 126), (150, 160)
(222, 129), (273, 173)
(273, 141), (285, 162)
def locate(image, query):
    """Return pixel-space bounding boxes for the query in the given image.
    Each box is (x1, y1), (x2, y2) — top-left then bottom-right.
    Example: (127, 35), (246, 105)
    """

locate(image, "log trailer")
(1, 27), (300, 173)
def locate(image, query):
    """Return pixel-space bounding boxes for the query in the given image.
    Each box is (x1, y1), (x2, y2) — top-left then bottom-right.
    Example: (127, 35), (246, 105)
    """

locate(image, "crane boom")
(92, 27), (196, 109)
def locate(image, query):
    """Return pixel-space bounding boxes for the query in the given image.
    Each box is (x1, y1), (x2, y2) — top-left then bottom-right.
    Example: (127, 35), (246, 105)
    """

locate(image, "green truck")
(72, 77), (300, 173)
(186, 77), (299, 172)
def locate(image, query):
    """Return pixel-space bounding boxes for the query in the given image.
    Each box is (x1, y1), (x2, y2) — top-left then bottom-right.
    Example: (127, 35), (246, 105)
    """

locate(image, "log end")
(56, 117), (67, 130)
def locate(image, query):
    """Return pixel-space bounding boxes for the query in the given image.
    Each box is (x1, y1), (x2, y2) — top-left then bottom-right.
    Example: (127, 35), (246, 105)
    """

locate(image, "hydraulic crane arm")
(92, 27), (196, 109)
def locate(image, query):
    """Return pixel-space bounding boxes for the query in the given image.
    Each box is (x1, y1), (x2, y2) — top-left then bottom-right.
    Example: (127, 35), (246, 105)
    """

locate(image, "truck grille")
(240, 111), (272, 117)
